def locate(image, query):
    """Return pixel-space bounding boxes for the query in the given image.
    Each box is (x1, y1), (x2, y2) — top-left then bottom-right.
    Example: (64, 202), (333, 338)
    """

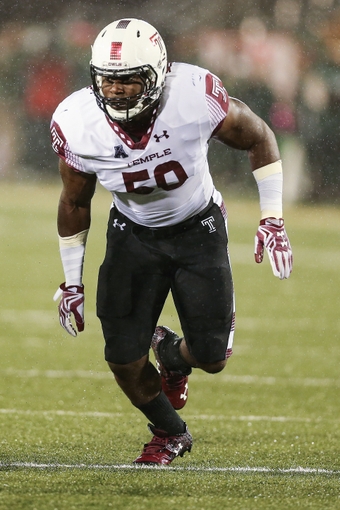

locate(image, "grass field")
(0, 181), (340, 509)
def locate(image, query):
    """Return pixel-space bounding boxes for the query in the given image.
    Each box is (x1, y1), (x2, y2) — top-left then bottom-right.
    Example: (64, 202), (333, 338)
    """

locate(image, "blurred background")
(1, 0), (340, 204)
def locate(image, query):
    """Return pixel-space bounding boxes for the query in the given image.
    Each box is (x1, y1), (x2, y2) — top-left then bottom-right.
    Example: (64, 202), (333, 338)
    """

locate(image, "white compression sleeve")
(58, 229), (89, 286)
(252, 160), (283, 219)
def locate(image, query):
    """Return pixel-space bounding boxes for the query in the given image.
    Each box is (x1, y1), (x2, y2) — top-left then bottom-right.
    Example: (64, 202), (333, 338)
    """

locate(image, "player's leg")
(108, 354), (193, 465)
(151, 325), (191, 410)
(156, 276), (234, 379)
(153, 202), (235, 380)
(96, 207), (193, 463)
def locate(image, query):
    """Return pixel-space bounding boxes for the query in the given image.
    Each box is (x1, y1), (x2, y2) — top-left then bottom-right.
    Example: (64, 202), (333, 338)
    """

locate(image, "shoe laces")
(142, 435), (172, 455)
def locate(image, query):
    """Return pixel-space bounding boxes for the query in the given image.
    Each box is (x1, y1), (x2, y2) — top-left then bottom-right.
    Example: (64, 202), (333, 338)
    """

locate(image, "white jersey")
(51, 62), (229, 227)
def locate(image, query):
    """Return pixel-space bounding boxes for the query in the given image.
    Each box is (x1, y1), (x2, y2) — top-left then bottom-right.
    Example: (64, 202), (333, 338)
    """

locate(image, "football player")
(51, 18), (293, 465)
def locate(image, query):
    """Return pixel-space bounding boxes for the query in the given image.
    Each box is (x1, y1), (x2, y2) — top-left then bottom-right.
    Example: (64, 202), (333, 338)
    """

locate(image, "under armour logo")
(154, 130), (169, 142)
(180, 382), (188, 402)
(201, 216), (216, 233)
(113, 219), (126, 230)
(114, 144), (128, 158)
(171, 442), (183, 455)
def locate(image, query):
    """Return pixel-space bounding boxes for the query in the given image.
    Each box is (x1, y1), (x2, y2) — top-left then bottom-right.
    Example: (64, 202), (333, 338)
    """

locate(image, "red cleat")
(133, 424), (193, 465)
(161, 372), (188, 410)
(152, 326), (189, 410)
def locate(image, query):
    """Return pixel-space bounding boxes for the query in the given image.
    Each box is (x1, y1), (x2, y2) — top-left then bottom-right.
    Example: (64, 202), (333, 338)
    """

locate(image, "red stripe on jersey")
(205, 73), (229, 132)
(50, 120), (66, 158)
(50, 120), (82, 171)
(205, 73), (229, 110)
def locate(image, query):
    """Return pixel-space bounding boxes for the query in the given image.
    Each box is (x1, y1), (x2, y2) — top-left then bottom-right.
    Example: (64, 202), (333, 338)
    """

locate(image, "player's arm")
(58, 158), (97, 237)
(214, 97), (280, 170)
(54, 159), (97, 336)
(214, 97), (293, 279)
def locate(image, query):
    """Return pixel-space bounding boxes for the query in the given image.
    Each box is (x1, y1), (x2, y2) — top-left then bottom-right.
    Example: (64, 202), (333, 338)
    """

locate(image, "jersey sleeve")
(50, 119), (87, 172)
(205, 73), (229, 134)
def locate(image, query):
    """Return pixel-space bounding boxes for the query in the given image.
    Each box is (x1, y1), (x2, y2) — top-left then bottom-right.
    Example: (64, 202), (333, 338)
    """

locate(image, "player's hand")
(53, 283), (85, 337)
(254, 218), (293, 279)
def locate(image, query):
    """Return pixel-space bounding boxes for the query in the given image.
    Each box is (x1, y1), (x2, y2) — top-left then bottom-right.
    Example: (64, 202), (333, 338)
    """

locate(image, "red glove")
(254, 218), (293, 279)
(53, 283), (85, 337)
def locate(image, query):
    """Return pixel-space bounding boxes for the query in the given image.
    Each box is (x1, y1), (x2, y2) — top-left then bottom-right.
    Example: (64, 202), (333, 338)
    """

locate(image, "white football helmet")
(90, 18), (167, 122)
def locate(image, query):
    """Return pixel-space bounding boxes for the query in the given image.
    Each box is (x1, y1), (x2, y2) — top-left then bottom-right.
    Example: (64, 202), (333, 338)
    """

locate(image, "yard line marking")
(0, 461), (339, 475)
(0, 309), (58, 326)
(3, 368), (112, 379)
(2, 368), (340, 388)
(1, 309), (339, 332)
(0, 408), (338, 423)
(0, 408), (123, 418)
(229, 243), (340, 269)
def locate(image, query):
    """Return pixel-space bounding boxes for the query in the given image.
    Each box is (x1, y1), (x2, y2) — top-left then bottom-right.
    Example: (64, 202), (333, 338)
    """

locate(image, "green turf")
(0, 182), (339, 509)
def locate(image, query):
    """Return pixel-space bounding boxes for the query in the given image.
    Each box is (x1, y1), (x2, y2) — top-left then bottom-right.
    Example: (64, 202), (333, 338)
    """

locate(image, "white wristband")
(58, 229), (89, 248)
(58, 229), (89, 286)
(253, 160), (283, 219)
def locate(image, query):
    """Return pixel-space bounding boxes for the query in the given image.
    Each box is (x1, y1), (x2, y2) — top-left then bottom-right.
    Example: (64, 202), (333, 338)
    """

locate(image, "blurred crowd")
(1, 1), (340, 203)
(0, 19), (99, 183)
